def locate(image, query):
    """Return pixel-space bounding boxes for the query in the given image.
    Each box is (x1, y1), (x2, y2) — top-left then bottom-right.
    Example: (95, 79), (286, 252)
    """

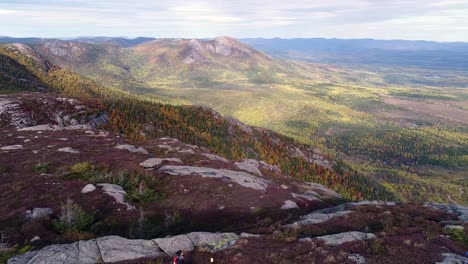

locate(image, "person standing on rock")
(178, 251), (185, 264)
(173, 250), (185, 264)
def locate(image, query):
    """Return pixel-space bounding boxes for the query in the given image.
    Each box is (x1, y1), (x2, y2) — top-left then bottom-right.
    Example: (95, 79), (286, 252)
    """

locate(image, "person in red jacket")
(173, 250), (184, 264)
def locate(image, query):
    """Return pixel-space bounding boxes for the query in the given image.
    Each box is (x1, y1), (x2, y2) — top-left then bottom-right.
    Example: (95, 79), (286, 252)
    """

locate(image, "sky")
(1, 0), (468, 42)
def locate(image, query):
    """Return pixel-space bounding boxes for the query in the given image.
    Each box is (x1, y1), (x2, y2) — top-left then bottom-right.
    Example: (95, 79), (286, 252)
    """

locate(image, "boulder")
(140, 158), (183, 168)
(115, 144), (149, 154)
(26, 243), (79, 264)
(187, 232), (239, 252)
(78, 239), (101, 264)
(281, 200), (299, 210)
(7, 250), (38, 264)
(285, 211), (353, 229)
(18, 124), (54, 131)
(96, 236), (163, 263)
(240, 233), (262, 238)
(57, 147), (80, 154)
(63, 124), (91, 130)
(81, 184), (96, 193)
(305, 182), (342, 199)
(159, 166), (270, 191)
(292, 192), (321, 202)
(317, 201), (395, 214)
(153, 234), (194, 256)
(26, 208), (53, 220)
(1, 145), (23, 150)
(178, 149), (195, 154)
(202, 153), (229, 163)
(436, 253), (468, 264)
(235, 159), (262, 176)
(97, 183), (134, 210)
(314, 231), (376, 246)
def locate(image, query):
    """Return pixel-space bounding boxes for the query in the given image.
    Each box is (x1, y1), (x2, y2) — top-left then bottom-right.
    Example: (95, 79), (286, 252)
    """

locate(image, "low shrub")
(444, 227), (468, 247)
(52, 198), (95, 234)
(68, 162), (94, 178)
(32, 162), (51, 173)
(0, 245), (32, 264)
(0, 232), (32, 264)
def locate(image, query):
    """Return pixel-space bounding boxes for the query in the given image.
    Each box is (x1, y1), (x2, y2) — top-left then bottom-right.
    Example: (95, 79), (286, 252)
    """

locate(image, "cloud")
(0, 0), (467, 41)
(0, 9), (17, 15)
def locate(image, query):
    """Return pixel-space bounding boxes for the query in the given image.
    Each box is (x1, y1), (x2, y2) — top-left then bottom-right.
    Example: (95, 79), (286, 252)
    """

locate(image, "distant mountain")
(0, 36), (155, 47)
(241, 38), (468, 70)
(0, 37), (53, 44)
(131, 36), (271, 68)
(26, 36), (285, 90)
(73, 36), (156, 47)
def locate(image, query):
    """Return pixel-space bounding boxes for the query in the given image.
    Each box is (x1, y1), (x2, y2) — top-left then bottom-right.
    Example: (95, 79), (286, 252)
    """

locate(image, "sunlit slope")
(22, 37), (468, 204)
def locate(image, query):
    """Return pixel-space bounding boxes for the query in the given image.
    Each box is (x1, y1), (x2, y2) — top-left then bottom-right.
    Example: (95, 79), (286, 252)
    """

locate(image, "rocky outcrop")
(281, 200), (299, 210)
(96, 236), (162, 263)
(202, 153), (229, 163)
(1, 145), (23, 150)
(213, 36), (253, 57)
(25, 208), (53, 220)
(97, 184), (135, 210)
(78, 239), (101, 263)
(81, 184), (96, 193)
(235, 159), (263, 176)
(316, 201), (396, 214)
(426, 203), (468, 223)
(314, 231), (376, 246)
(140, 157), (183, 168)
(153, 234), (194, 256)
(7, 251), (38, 264)
(114, 144), (149, 155)
(158, 165), (271, 191)
(57, 147), (80, 154)
(285, 210), (353, 229)
(9, 232), (239, 263)
(436, 253), (468, 264)
(187, 232), (239, 251)
(0, 97), (33, 128)
(5, 43), (50, 72)
(24, 243), (79, 264)
(0, 94), (104, 130)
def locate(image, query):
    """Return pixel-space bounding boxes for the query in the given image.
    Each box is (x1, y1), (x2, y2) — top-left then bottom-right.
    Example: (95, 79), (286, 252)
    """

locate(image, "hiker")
(173, 250), (185, 264)
(172, 251), (180, 264)
(178, 251), (185, 264)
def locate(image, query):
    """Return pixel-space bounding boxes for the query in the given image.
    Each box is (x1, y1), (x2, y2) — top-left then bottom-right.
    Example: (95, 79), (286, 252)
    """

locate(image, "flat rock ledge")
(140, 158), (183, 168)
(114, 144), (149, 155)
(284, 210), (353, 229)
(313, 231), (377, 246)
(17, 124), (91, 132)
(8, 232), (239, 264)
(97, 183), (135, 210)
(158, 165), (271, 191)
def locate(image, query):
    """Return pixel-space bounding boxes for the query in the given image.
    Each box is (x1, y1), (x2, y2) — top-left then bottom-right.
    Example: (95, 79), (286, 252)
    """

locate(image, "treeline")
(331, 127), (468, 168)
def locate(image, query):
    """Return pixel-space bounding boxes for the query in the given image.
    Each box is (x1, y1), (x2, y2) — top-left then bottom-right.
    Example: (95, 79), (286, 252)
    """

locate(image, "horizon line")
(1, 35), (468, 44)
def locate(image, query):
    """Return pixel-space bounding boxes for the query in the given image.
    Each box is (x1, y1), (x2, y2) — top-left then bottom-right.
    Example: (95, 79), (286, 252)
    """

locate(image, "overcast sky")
(1, 0), (468, 42)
